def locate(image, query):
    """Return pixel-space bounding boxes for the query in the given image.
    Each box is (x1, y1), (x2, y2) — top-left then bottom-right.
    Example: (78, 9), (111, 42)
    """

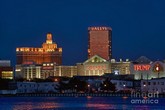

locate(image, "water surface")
(0, 97), (164, 110)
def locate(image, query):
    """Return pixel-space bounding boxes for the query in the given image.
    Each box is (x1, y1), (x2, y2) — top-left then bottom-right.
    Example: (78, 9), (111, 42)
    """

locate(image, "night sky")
(0, 0), (165, 66)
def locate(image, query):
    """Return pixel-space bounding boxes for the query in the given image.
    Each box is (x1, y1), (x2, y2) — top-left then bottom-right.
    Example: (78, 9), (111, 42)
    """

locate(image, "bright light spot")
(156, 67), (159, 71)
(15, 69), (21, 72)
(114, 70), (119, 75)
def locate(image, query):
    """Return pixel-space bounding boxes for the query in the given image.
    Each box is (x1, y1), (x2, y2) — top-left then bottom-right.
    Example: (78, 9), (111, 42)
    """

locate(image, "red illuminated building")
(88, 27), (112, 60)
(16, 33), (62, 65)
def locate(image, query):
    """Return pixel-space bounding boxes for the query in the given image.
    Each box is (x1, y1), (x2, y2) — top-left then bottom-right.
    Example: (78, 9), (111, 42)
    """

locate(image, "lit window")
(59, 48), (62, 52)
(16, 48), (19, 51)
(1, 71), (13, 79)
(20, 48), (24, 51)
(15, 69), (21, 72)
(54, 79), (58, 82)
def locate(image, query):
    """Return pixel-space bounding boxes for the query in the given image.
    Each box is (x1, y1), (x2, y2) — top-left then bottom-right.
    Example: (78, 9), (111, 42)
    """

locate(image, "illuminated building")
(15, 62), (41, 79)
(111, 59), (131, 75)
(15, 62), (77, 79)
(15, 62), (54, 80)
(130, 56), (165, 79)
(55, 66), (77, 77)
(0, 60), (13, 79)
(130, 56), (153, 80)
(77, 55), (111, 76)
(41, 63), (56, 79)
(77, 56), (132, 76)
(41, 63), (77, 78)
(16, 33), (62, 65)
(0, 67), (13, 79)
(88, 27), (112, 60)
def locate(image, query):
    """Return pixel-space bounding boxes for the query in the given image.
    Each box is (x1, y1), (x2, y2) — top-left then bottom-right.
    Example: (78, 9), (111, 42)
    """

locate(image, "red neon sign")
(134, 65), (151, 71)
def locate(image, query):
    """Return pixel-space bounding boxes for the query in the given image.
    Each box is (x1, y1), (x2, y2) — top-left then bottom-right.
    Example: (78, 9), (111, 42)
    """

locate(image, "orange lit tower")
(16, 33), (62, 65)
(88, 27), (112, 60)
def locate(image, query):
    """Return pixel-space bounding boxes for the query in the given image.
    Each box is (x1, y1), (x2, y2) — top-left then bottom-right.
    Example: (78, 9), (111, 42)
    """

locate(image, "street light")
(123, 84), (128, 99)
(88, 84), (90, 93)
(123, 84), (126, 93)
(143, 84), (148, 98)
(104, 84), (107, 92)
(143, 84), (146, 93)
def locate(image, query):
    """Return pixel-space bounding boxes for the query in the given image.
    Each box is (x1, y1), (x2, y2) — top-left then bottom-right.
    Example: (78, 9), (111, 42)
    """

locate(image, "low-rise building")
(111, 80), (133, 92)
(17, 82), (59, 93)
(141, 78), (165, 94)
(15, 62), (41, 79)
(0, 60), (13, 79)
(55, 66), (77, 77)
(15, 62), (77, 79)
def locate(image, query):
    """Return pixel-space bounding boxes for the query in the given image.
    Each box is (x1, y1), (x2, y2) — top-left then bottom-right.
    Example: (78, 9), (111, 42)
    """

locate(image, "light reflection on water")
(0, 97), (164, 110)
(13, 102), (60, 110)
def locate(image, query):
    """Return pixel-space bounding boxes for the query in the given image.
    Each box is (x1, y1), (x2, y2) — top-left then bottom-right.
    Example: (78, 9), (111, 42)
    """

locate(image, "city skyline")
(1, 0), (165, 66)
(1, 1), (165, 109)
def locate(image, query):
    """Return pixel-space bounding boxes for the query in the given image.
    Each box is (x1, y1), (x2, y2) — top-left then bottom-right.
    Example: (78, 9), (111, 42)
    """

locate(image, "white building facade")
(17, 82), (59, 93)
(111, 80), (133, 92)
(141, 78), (165, 94)
(77, 55), (111, 76)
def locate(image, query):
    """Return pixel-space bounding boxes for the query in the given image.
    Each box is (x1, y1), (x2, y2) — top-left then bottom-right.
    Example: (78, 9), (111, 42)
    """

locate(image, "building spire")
(46, 33), (53, 44)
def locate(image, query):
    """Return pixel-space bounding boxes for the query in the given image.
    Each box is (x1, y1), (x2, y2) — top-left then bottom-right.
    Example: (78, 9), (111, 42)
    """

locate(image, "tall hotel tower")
(88, 27), (112, 60)
(16, 33), (62, 65)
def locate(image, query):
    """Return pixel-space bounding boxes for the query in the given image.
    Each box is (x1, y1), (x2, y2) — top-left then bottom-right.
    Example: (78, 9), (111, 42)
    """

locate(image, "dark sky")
(0, 0), (165, 66)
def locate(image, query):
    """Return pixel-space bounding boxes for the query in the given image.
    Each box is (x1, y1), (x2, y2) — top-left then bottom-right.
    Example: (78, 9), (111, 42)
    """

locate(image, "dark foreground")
(0, 97), (165, 110)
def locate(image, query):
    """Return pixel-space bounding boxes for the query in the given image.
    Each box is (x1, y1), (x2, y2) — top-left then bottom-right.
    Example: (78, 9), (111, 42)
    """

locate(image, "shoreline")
(1, 93), (165, 98)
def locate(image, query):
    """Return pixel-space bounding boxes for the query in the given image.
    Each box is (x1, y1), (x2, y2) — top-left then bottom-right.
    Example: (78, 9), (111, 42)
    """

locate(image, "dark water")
(0, 97), (165, 110)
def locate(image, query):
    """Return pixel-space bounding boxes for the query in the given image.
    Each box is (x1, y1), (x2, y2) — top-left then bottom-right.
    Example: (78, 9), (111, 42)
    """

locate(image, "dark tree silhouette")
(56, 78), (87, 93)
(69, 78), (88, 92)
(100, 78), (116, 92)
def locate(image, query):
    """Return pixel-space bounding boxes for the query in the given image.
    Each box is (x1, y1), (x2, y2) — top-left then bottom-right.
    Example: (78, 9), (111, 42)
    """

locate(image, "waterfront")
(0, 97), (165, 110)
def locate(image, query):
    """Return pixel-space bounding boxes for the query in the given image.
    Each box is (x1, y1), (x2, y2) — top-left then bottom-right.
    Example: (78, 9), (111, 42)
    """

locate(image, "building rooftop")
(133, 56), (152, 64)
